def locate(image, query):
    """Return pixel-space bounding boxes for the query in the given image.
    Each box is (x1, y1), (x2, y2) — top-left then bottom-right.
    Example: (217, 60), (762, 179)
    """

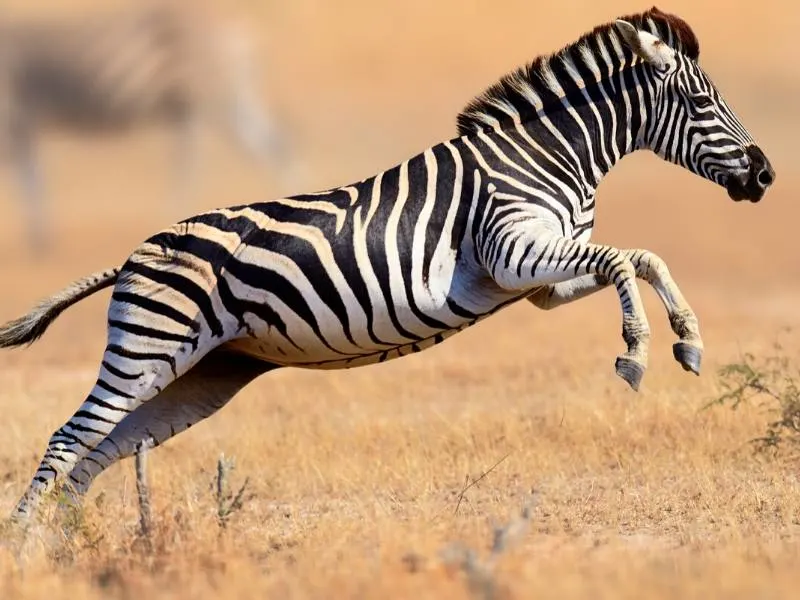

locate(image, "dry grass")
(4, 339), (800, 599)
(0, 0), (799, 598)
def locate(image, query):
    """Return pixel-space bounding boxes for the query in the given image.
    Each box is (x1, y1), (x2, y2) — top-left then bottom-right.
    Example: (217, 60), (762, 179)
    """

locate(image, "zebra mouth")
(726, 175), (757, 202)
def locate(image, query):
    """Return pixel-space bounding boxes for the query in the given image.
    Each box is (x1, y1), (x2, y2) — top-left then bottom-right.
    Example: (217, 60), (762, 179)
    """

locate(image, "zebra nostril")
(757, 169), (774, 187)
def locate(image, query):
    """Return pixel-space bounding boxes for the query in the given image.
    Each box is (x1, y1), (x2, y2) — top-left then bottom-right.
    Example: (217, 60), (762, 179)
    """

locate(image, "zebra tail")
(0, 267), (121, 349)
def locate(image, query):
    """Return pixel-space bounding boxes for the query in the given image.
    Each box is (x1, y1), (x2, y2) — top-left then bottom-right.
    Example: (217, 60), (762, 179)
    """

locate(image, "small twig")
(216, 453), (229, 510)
(710, 350), (800, 455)
(228, 477), (251, 513)
(121, 475), (128, 516)
(135, 439), (154, 540)
(454, 453), (510, 516)
(215, 453), (251, 529)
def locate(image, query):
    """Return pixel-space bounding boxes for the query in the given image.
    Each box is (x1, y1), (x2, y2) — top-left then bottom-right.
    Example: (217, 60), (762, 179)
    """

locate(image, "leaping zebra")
(0, 7), (774, 521)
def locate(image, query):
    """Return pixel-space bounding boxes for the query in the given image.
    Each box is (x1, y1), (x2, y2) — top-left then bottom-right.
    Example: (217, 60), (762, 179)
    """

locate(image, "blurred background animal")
(0, 0), (298, 254)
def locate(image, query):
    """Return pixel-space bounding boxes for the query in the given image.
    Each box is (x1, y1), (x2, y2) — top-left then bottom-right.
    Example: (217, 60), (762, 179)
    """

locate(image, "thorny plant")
(214, 453), (253, 530)
(708, 348), (800, 458)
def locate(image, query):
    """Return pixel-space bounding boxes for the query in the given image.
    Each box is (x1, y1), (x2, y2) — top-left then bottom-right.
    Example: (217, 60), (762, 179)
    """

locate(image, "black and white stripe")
(0, 7), (774, 520)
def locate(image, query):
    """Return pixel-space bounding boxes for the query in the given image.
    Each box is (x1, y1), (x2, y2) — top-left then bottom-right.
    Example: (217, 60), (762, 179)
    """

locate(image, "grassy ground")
(0, 1), (798, 598)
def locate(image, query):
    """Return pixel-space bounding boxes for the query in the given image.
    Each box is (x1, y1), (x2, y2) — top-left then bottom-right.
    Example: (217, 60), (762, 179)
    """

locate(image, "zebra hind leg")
(65, 350), (276, 504)
(11, 333), (212, 522)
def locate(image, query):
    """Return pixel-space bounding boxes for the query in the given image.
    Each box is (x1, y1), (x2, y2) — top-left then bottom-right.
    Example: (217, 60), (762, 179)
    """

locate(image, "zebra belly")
(222, 321), (474, 370)
(218, 244), (507, 368)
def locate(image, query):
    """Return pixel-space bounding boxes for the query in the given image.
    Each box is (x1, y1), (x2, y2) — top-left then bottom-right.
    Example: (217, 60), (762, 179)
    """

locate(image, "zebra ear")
(614, 19), (676, 70)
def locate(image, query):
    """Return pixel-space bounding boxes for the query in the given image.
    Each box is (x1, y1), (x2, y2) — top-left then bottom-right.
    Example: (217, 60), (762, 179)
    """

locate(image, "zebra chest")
(569, 197), (595, 243)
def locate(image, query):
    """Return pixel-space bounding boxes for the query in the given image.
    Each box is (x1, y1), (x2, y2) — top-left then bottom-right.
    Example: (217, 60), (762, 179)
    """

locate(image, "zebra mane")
(456, 6), (700, 137)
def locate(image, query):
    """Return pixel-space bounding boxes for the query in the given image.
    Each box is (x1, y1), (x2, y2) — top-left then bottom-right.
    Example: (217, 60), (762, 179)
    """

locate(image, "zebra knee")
(629, 249), (671, 282)
(605, 257), (637, 289)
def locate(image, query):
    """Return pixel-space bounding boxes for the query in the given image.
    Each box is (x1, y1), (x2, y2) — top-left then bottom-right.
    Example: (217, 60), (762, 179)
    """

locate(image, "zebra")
(0, 6), (774, 522)
(0, 0), (294, 253)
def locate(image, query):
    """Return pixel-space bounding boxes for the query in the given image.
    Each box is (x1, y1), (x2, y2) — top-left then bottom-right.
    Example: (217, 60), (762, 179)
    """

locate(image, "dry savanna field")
(0, 0), (799, 598)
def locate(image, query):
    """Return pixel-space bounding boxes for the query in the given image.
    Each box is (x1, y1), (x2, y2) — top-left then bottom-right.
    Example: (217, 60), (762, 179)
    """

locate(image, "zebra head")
(615, 18), (775, 203)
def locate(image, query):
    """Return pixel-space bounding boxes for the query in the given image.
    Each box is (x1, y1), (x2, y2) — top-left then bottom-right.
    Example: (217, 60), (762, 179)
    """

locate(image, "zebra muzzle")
(726, 145), (775, 203)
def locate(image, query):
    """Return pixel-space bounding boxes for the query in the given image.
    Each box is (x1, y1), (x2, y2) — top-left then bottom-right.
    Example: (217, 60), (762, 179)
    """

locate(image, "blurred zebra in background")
(0, 0), (295, 252)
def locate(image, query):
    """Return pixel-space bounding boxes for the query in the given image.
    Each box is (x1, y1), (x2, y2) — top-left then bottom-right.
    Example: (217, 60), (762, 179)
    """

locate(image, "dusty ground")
(0, 0), (798, 598)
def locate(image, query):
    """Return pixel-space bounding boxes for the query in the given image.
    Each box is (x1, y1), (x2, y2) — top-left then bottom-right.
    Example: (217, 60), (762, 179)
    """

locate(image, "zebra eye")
(692, 95), (713, 110)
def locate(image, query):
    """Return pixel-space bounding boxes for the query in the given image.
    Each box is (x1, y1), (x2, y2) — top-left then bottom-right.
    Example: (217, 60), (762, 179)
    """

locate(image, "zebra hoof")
(615, 357), (645, 392)
(673, 342), (702, 376)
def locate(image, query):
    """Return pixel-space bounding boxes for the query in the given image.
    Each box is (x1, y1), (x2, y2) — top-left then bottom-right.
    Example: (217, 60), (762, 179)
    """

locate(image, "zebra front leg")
(622, 250), (703, 375)
(484, 233), (650, 390)
(65, 350), (275, 503)
(526, 275), (609, 309)
(527, 248), (703, 374)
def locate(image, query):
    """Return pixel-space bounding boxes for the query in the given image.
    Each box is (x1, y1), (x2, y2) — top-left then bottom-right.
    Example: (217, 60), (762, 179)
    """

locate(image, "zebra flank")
(1, 7), (774, 521)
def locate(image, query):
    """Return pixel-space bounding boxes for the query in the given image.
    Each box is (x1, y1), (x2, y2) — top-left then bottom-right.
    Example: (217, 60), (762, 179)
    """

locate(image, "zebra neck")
(510, 61), (656, 192)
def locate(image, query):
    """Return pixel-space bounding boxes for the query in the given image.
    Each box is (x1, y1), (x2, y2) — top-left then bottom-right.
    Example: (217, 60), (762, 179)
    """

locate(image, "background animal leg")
(11, 128), (48, 255)
(171, 112), (202, 215)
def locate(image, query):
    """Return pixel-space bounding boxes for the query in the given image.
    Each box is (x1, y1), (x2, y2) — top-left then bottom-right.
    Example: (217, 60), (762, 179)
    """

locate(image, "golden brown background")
(0, 1), (798, 598)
